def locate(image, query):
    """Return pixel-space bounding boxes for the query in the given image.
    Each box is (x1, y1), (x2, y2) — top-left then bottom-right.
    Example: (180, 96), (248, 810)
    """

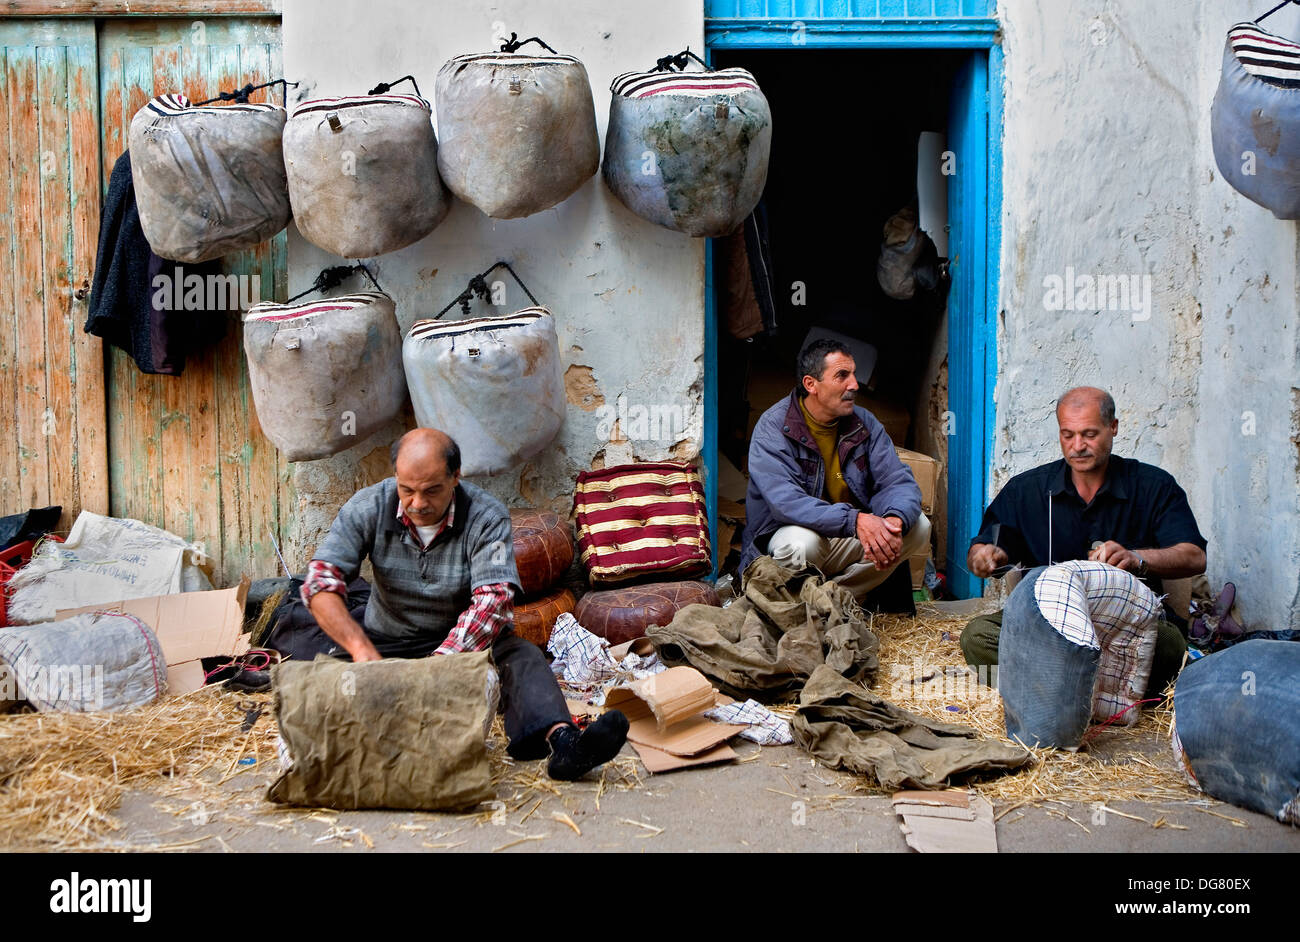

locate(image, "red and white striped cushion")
(573, 461), (711, 585)
(610, 67), (759, 99)
(1228, 22), (1300, 87)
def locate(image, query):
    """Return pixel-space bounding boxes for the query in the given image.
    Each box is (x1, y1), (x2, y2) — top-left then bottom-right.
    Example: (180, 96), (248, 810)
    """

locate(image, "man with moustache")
(740, 338), (931, 600)
(961, 387), (1207, 696)
(297, 427), (628, 781)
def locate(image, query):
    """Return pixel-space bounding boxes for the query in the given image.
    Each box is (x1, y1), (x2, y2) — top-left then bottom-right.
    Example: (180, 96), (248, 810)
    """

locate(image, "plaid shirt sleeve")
(300, 559), (348, 607)
(433, 581), (514, 656)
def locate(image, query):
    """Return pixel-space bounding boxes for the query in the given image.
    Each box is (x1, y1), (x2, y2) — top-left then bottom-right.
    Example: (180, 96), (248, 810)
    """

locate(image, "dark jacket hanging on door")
(85, 150), (226, 375)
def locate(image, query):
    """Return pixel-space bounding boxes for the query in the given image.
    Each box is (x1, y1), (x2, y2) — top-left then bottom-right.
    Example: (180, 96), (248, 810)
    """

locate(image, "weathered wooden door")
(97, 17), (290, 585)
(0, 19), (109, 529)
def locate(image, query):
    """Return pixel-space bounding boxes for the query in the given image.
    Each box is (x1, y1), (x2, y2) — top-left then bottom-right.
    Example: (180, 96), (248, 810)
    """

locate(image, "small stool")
(510, 509), (574, 596)
(574, 581), (720, 646)
(514, 586), (576, 648)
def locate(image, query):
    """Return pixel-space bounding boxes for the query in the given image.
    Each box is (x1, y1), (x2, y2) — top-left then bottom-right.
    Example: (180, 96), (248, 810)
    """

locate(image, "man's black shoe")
(546, 710), (630, 781)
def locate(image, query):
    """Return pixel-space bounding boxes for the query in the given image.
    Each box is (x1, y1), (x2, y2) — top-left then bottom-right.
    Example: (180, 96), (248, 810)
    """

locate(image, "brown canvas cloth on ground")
(645, 556), (878, 700)
(268, 651), (497, 810)
(792, 664), (1032, 790)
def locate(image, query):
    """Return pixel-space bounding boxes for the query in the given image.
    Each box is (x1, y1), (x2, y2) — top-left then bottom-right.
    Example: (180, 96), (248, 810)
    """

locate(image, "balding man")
(961, 388), (1207, 697)
(297, 428), (628, 781)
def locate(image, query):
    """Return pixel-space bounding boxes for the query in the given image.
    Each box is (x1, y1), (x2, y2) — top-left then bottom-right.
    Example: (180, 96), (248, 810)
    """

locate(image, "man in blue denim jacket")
(740, 338), (930, 600)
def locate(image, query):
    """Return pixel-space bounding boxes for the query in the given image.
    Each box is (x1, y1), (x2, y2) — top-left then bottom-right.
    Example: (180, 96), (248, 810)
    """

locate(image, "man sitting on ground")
(298, 427), (628, 781)
(962, 386), (1207, 696)
(740, 338), (931, 600)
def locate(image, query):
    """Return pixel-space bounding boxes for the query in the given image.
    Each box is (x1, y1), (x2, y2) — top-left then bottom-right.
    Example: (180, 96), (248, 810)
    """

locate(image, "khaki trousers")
(767, 513), (932, 602)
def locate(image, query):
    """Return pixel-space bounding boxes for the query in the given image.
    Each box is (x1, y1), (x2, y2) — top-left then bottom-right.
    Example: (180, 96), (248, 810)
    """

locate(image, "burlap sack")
(436, 52), (599, 218)
(283, 93), (450, 258)
(243, 292), (407, 462)
(268, 651), (498, 811)
(129, 94), (290, 262)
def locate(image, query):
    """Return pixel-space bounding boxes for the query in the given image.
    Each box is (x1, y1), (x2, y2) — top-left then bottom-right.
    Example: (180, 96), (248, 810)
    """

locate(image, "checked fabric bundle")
(998, 561), (1161, 749)
(572, 461), (711, 586)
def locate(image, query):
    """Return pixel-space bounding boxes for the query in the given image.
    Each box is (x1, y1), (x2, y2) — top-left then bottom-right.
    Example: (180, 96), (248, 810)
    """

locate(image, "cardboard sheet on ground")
(580, 665), (747, 771)
(57, 578), (250, 695)
(892, 790), (997, 853)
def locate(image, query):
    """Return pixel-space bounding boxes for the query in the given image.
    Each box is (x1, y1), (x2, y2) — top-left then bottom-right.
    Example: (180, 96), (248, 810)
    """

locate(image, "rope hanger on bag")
(498, 32), (558, 55)
(368, 74), (422, 97)
(653, 48), (713, 73)
(433, 261), (539, 320)
(286, 264), (384, 303)
(196, 77), (298, 107)
(1256, 0), (1300, 23)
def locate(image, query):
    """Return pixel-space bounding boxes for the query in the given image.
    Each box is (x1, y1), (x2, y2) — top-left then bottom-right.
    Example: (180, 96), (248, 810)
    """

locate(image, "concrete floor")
(106, 735), (1299, 853)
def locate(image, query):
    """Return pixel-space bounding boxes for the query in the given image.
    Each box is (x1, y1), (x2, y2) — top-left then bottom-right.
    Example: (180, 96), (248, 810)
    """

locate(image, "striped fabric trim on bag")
(144, 93), (283, 116)
(1228, 22), (1300, 87)
(244, 292), (389, 323)
(442, 52), (582, 69)
(407, 307), (550, 341)
(291, 93), (431, 117)
(573, 461), (711, 584)
(610, 67), (760, 99)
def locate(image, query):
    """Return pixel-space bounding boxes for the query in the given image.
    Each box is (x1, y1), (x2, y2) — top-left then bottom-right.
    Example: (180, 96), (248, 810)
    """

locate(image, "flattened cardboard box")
(57, 577), (250, 695)
(601, 666), (746, 771)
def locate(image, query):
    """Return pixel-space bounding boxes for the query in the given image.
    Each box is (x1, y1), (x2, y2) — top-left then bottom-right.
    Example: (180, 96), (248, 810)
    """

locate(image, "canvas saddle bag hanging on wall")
(1212, 20), (1300, 218)
(602, 49), (772, 237)
(283, 76), (450, 258)
(402, 263), (565, 476)
(242, 265), (407, 462)
(129, 90), (291, 263)
(998, 561), (1161, 750)
(268, 651), (498, 811)
(436, 34), (599, 218)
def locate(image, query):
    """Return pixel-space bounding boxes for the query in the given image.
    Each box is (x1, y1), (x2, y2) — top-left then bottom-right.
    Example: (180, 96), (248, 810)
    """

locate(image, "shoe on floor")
(547, 710), (630, 781)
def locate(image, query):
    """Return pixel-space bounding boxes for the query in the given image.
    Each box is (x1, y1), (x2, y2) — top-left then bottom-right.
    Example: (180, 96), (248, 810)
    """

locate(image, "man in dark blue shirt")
(961, 387), (1208, 696)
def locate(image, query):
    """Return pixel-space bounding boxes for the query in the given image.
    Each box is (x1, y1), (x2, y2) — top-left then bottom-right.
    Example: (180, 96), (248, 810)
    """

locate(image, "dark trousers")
(960, 608), (1189, 697)
(268, 598), (571, 760)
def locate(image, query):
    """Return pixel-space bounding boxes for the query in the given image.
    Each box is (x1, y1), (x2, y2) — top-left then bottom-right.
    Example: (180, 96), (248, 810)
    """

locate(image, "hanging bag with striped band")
(436, 33), (599, 218)
(572, 461), (712, 586)
(283, 76), (450, 258)
(603, 49), (772, 237)
(1212, 15), (1300, 218)
(402, 263), (565, 476)
(242, 265), (407, 462)
(129, 82), (294, 262)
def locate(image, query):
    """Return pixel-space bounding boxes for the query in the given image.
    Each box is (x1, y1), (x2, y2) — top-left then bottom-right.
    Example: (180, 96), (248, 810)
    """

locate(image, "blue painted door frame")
(703, 2), (1001, 599)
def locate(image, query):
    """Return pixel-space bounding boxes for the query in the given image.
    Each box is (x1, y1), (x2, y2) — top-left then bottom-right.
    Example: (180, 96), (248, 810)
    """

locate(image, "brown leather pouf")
(574, 581), (720, 646)
(514, 587), (576, 648)
(510, 509), (574, 596)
